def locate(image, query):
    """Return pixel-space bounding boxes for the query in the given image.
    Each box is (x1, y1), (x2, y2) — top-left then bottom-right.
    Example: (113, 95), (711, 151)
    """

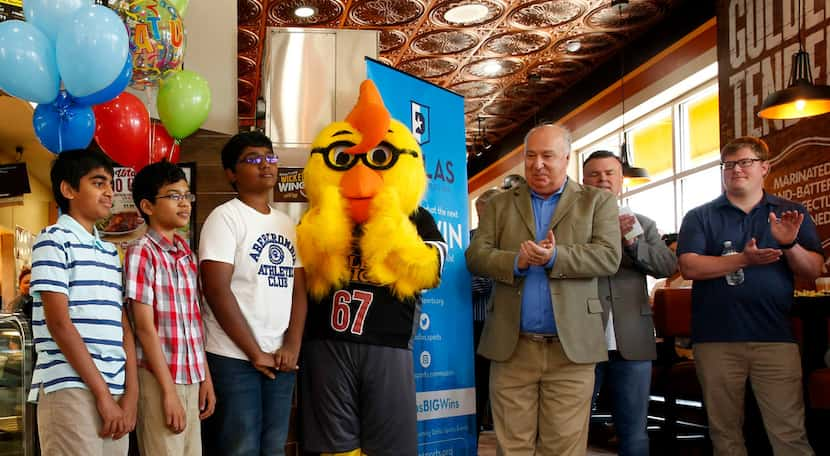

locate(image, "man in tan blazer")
(583, 150), (677, 456)
(466, 124), (621, 456)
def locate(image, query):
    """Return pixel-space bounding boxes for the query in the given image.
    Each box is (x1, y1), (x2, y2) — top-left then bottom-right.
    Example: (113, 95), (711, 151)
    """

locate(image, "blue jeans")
(593, 355), (652, 456)
(202, 353), (296, 456)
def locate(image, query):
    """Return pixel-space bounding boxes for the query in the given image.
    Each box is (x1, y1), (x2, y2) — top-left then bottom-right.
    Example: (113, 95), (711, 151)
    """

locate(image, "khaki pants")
(136, 367), (202, 456)
(694, 342), (814, 456)
(37, 387), (129, 456)
(490, 337), (595, 456)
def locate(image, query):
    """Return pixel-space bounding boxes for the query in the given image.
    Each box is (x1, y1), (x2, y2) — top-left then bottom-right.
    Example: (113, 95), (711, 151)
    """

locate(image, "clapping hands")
(518, 230), (556, 269)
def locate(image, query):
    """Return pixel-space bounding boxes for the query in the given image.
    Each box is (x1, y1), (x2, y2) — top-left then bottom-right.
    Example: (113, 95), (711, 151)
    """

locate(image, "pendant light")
(757, 0), (830, 119)
(614, 0), (650, 185)
(472, 116), (492, 157)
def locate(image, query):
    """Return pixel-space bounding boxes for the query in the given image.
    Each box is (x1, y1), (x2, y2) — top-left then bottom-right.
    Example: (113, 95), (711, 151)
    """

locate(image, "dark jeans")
(593, 353), (652, 456)
(473, 320), (491, 435)
(202, 353), (295, 456)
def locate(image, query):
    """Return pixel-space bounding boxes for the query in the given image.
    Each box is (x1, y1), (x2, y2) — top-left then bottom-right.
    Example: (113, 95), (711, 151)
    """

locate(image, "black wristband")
(780, 240), (797, 249)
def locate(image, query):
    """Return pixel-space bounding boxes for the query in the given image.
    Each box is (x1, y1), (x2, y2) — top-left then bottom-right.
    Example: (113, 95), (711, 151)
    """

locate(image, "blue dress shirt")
(514, 179), (566, 334)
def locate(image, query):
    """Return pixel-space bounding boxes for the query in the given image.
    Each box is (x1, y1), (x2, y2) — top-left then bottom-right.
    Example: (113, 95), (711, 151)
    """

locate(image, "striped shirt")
(123, 229), (206, 384)
(28, 215), (126, 402)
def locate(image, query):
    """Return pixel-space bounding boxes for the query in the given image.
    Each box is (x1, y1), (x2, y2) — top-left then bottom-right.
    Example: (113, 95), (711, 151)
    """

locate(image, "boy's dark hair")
(132, 161), (188, 223)
(662, 232), (679, 246)
(18, 266), (31, 285)
(221, 131), (274, 171)
(50, 147), (115, 214)
(583, 150), (622, 167)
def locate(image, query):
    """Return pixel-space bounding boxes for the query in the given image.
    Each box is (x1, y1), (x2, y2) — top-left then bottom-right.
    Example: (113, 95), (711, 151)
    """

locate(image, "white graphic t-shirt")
(199, 198), (302, 361)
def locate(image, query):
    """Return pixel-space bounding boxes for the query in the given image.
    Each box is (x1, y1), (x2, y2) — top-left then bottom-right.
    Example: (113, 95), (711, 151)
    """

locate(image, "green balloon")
(168, 0), (188, 16)
(157, 70), (211, 139)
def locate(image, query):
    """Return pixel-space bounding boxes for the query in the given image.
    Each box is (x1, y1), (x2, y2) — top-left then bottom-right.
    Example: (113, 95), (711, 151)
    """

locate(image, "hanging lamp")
(614, 0), (650, 184)
(758, 0), (830, 119)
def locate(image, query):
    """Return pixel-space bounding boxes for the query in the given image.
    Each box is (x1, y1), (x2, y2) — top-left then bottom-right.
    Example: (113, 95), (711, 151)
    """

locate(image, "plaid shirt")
(124, 229), (206, 384)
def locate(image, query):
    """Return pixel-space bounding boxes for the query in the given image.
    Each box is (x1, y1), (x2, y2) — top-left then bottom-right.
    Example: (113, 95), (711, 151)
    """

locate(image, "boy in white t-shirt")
(199, 131), (307, 456)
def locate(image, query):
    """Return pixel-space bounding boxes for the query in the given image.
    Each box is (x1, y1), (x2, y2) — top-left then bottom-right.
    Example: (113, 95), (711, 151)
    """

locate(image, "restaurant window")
(680, 85), (720, 170)
(628, 108), (673, 187)
(624, 181), (676, 233)
(576, 80), (720, 235)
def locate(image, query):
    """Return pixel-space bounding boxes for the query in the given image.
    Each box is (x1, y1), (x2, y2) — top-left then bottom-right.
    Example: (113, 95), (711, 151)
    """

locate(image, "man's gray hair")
(523, 123), (572, 157)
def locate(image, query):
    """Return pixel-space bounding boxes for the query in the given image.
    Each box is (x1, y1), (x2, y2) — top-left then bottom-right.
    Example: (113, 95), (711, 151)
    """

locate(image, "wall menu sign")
(273, 167), (306, 203)
(764, 119), (830, 259)
(717, 0), (830, 141)
(719, 1), (830, 261)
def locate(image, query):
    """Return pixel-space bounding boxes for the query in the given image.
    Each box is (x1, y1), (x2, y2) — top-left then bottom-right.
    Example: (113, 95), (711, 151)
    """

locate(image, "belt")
(520, 333), (559, 343)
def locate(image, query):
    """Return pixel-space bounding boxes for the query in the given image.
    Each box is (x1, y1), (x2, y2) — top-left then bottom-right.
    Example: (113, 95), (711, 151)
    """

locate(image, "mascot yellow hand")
(361, 187), (440, 298)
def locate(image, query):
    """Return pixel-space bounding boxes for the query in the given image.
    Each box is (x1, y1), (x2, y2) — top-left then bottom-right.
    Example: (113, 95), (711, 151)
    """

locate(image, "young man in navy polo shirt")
(677, 136), (822, 456)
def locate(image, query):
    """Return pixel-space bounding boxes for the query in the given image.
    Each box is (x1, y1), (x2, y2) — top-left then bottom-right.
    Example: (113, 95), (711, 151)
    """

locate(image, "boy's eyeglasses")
(238, 154), (279, 165)
(156, 193), (196, 203)
(721, 158), (763, 170)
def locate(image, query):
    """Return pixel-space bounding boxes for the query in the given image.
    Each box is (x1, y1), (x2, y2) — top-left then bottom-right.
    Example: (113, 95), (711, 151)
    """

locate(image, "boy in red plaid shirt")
(123, 161), (214, 455)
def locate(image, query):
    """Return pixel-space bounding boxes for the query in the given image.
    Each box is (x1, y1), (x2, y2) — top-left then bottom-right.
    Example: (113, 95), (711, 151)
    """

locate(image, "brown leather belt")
(520, 333), (559, 343)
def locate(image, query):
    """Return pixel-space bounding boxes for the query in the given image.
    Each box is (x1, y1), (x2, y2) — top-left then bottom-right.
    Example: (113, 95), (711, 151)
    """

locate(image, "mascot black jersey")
(305, 207), (446, 349)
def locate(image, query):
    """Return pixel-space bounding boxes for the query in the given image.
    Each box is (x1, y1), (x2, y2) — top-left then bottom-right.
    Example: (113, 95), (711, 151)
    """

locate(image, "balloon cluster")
(0, 0), (206, 172)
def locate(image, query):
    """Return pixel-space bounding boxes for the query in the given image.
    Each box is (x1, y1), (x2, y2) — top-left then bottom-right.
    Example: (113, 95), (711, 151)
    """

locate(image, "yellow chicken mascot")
(297, 80), (446, 456)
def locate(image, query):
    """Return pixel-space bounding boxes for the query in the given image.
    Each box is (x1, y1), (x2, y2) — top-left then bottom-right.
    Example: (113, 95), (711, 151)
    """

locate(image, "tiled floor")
(477, 432), (616, 455)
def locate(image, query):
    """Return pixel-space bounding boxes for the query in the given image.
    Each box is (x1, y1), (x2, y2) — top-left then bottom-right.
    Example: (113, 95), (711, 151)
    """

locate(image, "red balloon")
(92, 92), (150, 170)
(149, 122), (180, 165)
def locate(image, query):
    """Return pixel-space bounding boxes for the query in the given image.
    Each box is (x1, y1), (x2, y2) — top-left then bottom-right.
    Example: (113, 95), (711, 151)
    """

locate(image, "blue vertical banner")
(367, 59), (477, 454)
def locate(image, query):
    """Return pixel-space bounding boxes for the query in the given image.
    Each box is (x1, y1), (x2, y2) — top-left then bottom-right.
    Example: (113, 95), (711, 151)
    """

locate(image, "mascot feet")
(321, 449), (367, 456)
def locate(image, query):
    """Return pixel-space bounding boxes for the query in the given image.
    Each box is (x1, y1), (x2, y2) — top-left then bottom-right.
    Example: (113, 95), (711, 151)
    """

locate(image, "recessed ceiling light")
(294, 6), (316, 18)
(482, 61), (502, 75)
(444, 4), (489, 24)
(565, 40), (581, 52)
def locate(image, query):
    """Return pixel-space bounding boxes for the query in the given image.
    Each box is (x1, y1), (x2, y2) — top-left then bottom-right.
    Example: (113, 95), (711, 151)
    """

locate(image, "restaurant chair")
(651, 287), (709, 450)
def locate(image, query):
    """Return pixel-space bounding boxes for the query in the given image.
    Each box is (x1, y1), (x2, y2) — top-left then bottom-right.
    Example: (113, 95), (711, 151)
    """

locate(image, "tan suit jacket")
(466, 181), (621, 364)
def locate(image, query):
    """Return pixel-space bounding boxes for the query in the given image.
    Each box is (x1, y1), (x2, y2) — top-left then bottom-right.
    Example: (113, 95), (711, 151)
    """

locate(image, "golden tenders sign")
(719, 0), (830, 140)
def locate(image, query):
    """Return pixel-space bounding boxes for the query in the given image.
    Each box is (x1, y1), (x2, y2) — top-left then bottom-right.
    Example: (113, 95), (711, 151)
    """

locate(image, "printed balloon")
(113, 0), (185, 88)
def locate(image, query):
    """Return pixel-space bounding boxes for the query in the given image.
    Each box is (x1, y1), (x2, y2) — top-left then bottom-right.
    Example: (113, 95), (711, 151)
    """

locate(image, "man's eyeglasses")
(311, 141), (419, 171)
(238, 154), (279, 165)
(721, 158), (763, 170)
(156, 193), (196, 203)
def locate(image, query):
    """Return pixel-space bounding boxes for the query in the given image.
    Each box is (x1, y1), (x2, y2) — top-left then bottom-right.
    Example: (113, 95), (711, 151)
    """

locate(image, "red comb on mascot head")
(297, 80), (446, 456)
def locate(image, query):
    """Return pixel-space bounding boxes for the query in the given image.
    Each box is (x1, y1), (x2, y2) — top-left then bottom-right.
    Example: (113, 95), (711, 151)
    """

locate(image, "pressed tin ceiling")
(237, 0), (683, 156)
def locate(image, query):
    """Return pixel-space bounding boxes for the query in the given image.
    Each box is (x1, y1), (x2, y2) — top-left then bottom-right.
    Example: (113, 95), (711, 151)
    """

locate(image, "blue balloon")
(33, 91), (96, 154)
(72, 52), (133, 106)
(24, 0), (89, 45)
(0, 20), (60, 104)
(56, 5), (129, 98)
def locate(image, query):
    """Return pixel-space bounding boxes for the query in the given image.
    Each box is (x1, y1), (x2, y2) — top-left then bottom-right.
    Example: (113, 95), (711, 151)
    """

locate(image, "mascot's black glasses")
(312, 141), (419, 171)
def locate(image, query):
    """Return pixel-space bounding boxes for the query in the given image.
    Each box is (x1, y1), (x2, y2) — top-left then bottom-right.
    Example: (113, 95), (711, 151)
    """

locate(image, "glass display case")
(0, 314), (34, 456)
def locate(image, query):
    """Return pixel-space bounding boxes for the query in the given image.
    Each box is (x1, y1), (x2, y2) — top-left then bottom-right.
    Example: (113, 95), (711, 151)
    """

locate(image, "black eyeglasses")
(156, 193), (196, 203)
(721, 158), (763, 170)
(311, 141), (419, 171)
(238, 154), (279, 165)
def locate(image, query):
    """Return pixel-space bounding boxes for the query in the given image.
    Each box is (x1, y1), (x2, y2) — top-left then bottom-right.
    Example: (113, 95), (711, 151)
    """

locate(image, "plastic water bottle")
(722, 241), (744, 286)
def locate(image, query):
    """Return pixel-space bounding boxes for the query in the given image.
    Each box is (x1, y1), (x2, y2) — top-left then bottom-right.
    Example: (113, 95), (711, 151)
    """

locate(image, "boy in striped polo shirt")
(124, 161), (213, 455)
(29, 148), (138, 455)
